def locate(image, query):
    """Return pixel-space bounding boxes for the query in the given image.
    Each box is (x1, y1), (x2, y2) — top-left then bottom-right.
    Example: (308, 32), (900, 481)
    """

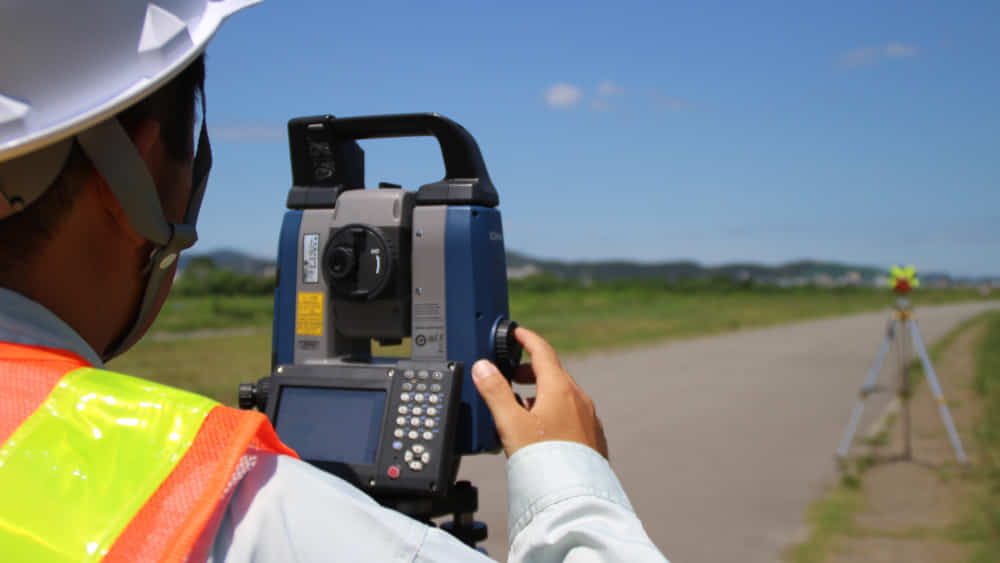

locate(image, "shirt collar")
(0, 287), (104, 367)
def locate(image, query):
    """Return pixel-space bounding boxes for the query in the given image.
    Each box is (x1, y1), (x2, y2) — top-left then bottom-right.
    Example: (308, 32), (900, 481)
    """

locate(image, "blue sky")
(197, 0), (999, 276)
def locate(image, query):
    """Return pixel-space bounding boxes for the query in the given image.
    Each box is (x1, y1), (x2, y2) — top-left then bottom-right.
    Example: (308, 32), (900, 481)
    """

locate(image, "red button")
(387, 465), (401, 479)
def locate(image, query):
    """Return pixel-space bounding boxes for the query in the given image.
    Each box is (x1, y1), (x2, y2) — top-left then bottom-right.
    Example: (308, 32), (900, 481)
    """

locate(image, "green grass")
(965, 311), (1000, 562)
(112, 286), (993, 406)
(785, 487), (864, 563)
(510, 285), (989, 354)
(902, 313), (987, 389)
(148, 295), (273, 332)
(112, 330), (272, 407)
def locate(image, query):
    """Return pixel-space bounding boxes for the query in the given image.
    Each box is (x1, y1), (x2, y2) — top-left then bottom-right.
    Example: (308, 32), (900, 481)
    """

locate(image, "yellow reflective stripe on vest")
(0, 368), (218, 562)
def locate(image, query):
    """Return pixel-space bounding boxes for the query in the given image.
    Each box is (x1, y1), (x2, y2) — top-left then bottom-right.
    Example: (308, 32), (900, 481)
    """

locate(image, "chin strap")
(76, 104), (210, 361)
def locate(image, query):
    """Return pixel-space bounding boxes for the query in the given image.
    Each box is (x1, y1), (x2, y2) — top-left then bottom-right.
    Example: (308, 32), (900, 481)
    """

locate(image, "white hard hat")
(0, 0), (260, 217)
(0, 0), (261, 358)
(1, 0), (260, 162)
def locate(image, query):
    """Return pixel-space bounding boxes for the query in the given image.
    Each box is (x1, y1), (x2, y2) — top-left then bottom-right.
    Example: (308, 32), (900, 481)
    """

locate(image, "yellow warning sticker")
(296, 292), (324, 336)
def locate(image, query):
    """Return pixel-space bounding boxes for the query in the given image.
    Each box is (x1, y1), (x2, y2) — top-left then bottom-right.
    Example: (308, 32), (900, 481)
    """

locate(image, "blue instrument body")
(272, 205), (511, 454)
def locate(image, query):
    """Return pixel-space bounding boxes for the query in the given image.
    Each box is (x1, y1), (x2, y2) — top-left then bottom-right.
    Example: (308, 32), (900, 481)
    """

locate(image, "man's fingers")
(596, 415), (610, 460)
(471, 360), (524, 427)
(513, 327), (569, 392)
(512, 364), (536, 384)
(513, 327), (559, 367)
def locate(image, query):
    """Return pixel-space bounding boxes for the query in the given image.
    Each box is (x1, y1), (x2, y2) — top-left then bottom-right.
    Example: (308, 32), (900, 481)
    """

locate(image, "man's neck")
(0, 191), (145, 359)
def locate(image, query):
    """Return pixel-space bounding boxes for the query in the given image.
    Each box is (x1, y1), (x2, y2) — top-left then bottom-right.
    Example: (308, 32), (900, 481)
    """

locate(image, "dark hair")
(0, 55), (205, 275)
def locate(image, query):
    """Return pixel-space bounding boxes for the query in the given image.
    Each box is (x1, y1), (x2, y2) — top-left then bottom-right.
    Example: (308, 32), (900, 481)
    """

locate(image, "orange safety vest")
(0, 341), (297, 562)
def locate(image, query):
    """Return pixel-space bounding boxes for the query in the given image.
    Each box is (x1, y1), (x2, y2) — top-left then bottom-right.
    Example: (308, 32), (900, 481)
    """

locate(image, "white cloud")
(838, 42), (919, 69)
(211, 124), (285, 142)
(884, 42), (918, 58)
(544, 83), (583, 109)
(542, 81), (692, 113)
(597, 81), (625, 97)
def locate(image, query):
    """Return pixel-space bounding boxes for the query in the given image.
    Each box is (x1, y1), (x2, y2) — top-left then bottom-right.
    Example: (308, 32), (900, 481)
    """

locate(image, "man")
(0, 1), (667, 561)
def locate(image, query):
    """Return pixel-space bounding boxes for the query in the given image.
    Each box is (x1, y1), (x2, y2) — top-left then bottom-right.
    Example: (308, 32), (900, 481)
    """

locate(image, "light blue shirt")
(0, 288), (667, 562)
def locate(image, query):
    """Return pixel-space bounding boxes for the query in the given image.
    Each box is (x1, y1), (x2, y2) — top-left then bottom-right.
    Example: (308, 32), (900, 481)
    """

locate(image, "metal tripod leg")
(837, 320), (896, 459)
(907, 318), (968, 464)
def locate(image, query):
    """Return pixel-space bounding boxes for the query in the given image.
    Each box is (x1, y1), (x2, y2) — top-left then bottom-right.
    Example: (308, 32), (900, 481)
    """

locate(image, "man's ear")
(94, 119), (162, 247)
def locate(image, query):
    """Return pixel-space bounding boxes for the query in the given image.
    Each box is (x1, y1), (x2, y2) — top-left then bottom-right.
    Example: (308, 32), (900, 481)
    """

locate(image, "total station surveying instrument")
(835, 266), (968, 466)
(239, 113), (522, 547)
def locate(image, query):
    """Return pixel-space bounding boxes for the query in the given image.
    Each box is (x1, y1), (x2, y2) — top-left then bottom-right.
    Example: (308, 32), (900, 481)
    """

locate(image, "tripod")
(836, 298), (967, 465)
(380, 480), (488, 550)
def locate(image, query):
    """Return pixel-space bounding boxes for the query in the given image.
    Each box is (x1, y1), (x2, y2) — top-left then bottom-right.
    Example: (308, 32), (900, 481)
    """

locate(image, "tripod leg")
(907, 319), (969, 464)
(837, 321), (895, 459)
(899, 319), (912, 461)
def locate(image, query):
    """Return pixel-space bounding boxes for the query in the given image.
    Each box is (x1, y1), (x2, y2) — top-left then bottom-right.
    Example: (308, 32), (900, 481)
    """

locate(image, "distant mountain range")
(505, 251), (902, 285)
(178, 249), (276, 277)
(181, 248), (932, 286)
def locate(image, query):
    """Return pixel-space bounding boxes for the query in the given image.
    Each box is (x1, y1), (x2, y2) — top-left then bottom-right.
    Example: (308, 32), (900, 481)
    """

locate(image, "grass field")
(110, 285), (994, 406)
(508, 284), (990, 354)
(967, 311), (1000, 561)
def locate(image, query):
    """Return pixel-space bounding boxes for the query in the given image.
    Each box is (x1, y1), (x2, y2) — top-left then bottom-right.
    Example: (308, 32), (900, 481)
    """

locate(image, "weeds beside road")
(786, 311), (1000, 563)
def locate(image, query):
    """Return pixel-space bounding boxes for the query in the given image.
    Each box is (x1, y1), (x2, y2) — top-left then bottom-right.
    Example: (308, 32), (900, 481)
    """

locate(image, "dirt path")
(455, 301), (1000, 561)
(820, 314), (989, 562)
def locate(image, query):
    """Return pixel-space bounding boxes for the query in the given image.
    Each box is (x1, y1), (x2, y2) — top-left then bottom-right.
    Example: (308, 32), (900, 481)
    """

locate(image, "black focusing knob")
(238, 379), (270, 411)
(493, 319), (522, 379)
(238, 382), (256, 410)
(324, 224), (394, 301)
(328, 246), (356, 280)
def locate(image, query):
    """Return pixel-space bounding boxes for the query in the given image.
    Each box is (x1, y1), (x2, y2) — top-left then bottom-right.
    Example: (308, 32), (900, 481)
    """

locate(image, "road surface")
(454, 301), (999, 562)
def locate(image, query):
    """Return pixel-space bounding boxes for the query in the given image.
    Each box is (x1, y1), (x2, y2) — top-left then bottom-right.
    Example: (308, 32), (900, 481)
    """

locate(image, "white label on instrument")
(303, 233), (320, 283)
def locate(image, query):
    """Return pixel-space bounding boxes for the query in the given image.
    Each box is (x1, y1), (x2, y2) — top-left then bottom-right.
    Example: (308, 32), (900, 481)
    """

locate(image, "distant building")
(813, 274), (834, 287)
(507, 264), (541, 280)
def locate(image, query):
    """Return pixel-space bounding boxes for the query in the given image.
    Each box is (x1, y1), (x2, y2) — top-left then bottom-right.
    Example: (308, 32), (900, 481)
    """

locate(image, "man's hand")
(471, 327), (609, 459)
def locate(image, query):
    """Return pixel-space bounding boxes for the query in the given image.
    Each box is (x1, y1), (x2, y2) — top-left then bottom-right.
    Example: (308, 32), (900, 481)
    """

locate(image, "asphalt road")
(454, 301), (1000, 562)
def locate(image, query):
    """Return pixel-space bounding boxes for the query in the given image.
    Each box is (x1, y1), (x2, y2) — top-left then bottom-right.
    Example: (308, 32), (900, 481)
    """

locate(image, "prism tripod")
(836, 297), (968, 465)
